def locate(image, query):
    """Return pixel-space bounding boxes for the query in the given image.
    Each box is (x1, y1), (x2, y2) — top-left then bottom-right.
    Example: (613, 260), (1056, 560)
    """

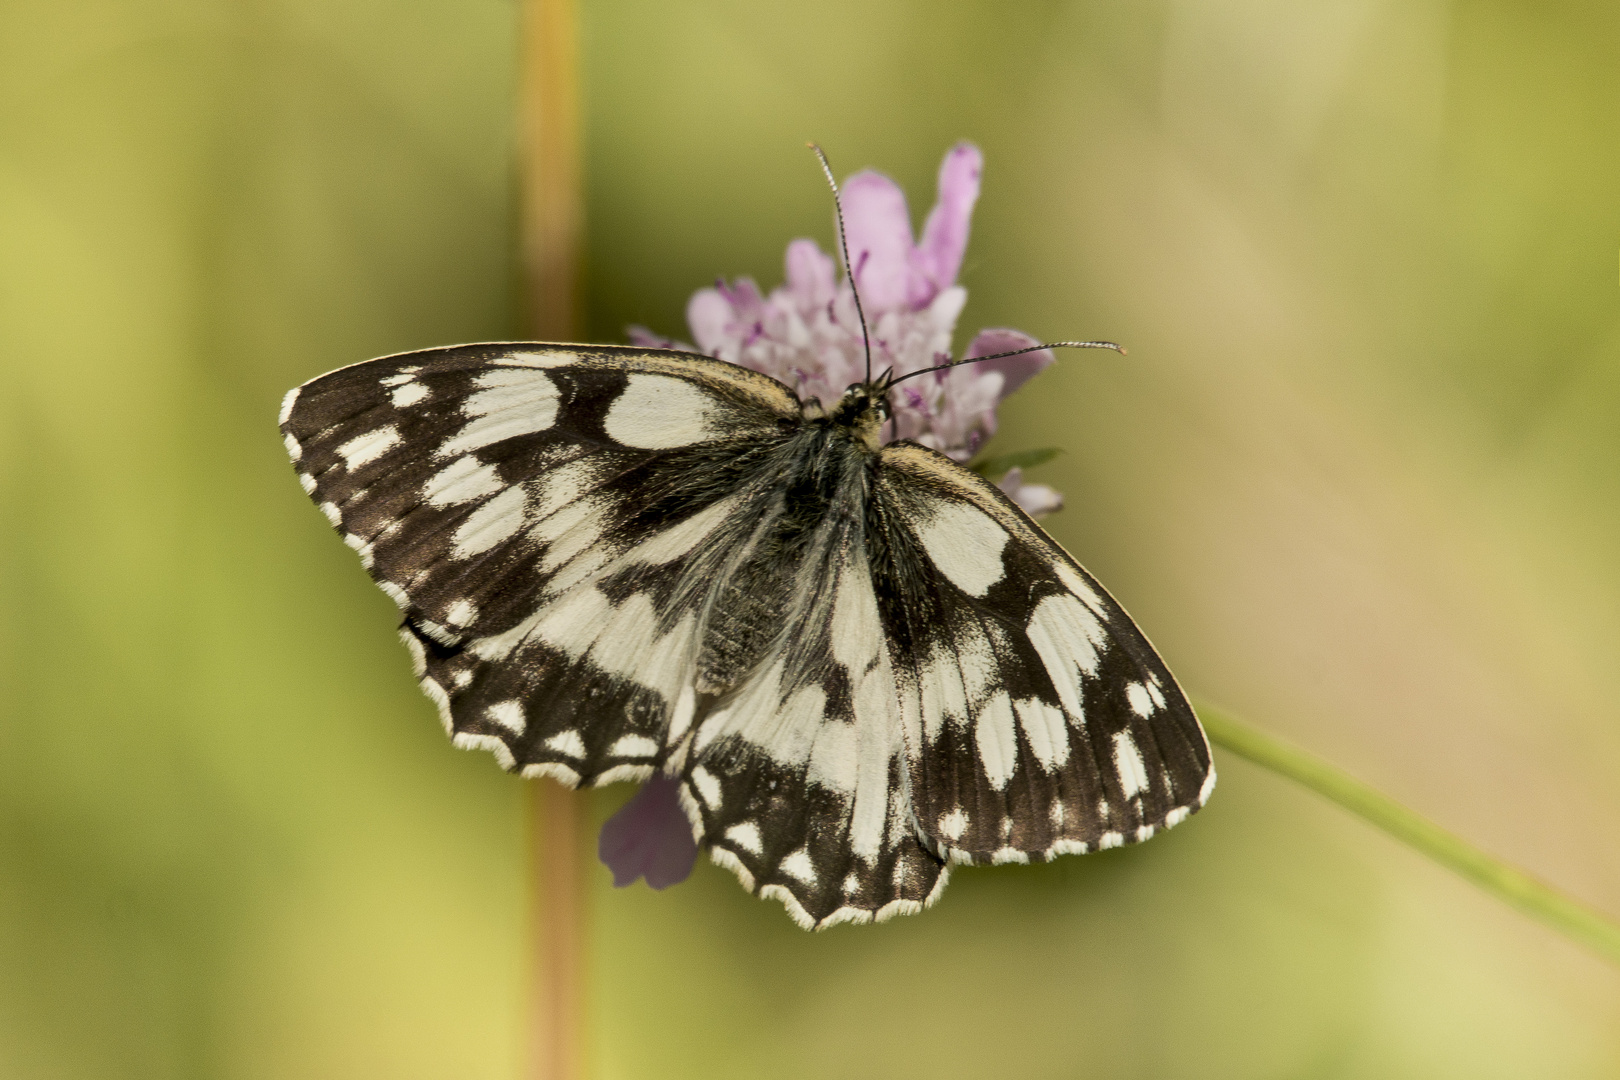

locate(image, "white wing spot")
(445, 599), (478, 626)
(528, 458), (598, 520)
(668, 685), (697, 743)
(623, 494), (738, 566)
(1098, 831), (1124, 850)
(843, 873), (861, 894)
(1050, 800), (1066, 828)
(424, 456), (503, 507)
(1014, 697), (1071, 771)
(1113, 730), (1150, 799)
(389, 381), (430, 408)
(451, 485), (527, 559)
(1026, 593), (1104, 717)
(486, 701), (526, 735)
(1164, 806), (1190, 828)
(1127, 682), (1156, 718)
(914, 499), (1008, 597)
(780, 848), (817, 886)
(1146, 679), (1167, 710)
(342, 533), (375, 569)
(319, 501), (343, 527)
(690, 766), (722, 809)
(336, 425), (400, 470)
(602, 373), (724, 449)
(829, 560), (884, 672)
(544, 729), (587, 759)
(975, 691), (1018, 790)
(938, 807), (969, 841)
(440, 369), (560, 457)
(724, 822), (763, 855)
(283, 432), (302, 462)
(609, 734), (660, 758)
(278, 386), (300, 426)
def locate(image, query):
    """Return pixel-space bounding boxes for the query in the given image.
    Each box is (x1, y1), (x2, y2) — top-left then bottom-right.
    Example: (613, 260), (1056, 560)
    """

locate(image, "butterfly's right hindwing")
(871, 442), (1215, 866)
(281, 343), (801, 785)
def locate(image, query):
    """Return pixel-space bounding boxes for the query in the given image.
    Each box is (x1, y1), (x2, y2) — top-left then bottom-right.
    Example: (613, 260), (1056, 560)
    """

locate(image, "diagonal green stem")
(1194, 700), (1620, 968)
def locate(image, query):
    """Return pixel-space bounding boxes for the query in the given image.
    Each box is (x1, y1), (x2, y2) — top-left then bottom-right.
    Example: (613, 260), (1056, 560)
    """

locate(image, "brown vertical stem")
(521, 0), (582, 343)
(519, 0), (586, 1078)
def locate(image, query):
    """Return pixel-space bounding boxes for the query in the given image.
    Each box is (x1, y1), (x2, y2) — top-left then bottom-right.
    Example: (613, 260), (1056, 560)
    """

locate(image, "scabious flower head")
(605, 144), (1064, 891)
(630, 142), (1064, 517)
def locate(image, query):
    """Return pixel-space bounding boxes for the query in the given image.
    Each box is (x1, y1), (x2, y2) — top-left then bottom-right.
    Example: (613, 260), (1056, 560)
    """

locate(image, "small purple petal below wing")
(598, 775), (699, 890)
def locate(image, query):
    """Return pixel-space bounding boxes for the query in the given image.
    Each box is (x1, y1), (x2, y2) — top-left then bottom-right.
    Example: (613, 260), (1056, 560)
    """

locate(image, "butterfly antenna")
(887, 339), (1126, 388)
(809, 143), (874, 385)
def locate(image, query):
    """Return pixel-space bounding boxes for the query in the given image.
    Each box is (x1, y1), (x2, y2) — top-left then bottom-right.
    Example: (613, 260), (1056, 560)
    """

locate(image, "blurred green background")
(4, 1), (1619, 1077)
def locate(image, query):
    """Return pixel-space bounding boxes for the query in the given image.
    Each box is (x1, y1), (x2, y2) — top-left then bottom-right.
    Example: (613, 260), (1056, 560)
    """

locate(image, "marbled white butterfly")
(280, 155), (1213, 930)
(280, 339), (1214, 928)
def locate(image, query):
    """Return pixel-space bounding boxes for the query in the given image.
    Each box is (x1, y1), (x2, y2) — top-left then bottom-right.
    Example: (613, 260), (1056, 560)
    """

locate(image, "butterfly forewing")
(282, 344), (801, 783)
(873, 443), (1214, 864)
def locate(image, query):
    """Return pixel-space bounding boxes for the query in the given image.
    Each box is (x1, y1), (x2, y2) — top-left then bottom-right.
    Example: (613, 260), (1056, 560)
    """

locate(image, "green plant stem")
(1194, 700), (1620, 968)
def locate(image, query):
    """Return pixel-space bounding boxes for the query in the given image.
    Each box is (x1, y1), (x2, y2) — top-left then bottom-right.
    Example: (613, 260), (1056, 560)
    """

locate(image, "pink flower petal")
(627, 325), (696, 352)
(912, 142), (982, 303)
(966, 328), (1055, 400)
(597, 775), (698, 890)
(784, 239), (836, 310)
(686, 288), (734, 354)
(839, 169), (918, 314)
(997, 467), (1064, 518)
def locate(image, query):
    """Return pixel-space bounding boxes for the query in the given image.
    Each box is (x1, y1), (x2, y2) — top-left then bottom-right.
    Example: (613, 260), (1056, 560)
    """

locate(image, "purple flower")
(597, 775), (698, 890)
(607, 144), (1063, 890)
(629, 143), (1062, 503)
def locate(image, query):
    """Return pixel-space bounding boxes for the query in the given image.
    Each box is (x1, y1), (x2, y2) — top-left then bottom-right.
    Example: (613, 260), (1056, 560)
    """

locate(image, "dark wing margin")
(280, 341), (802, 787)
(871, 441), (1215, 867)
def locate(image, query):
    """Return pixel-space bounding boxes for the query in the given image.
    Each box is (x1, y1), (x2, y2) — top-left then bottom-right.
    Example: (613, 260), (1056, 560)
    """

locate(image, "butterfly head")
(827, 381), (892, 453)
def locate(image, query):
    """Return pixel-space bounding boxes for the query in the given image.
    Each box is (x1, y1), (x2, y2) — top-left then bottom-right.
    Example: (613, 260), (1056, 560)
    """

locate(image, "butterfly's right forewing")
(282, 343), (802, 786)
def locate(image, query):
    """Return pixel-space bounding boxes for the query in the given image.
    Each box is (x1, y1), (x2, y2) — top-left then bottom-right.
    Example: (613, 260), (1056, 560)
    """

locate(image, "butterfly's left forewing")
(871, 442), (1215, 865)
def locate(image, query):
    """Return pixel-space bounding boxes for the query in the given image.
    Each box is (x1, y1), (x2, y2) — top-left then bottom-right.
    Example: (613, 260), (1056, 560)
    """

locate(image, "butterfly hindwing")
(871, 442), (1215, 864)
(675, 500), (946, 928)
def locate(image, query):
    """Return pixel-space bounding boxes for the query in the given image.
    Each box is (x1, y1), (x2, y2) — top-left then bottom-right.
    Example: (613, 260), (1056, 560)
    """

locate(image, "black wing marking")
(871, 442), (1214, 865)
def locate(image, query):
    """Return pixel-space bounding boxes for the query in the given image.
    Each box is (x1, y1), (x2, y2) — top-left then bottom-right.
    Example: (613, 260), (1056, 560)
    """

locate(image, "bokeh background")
(5, 1), (1620, 1077)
